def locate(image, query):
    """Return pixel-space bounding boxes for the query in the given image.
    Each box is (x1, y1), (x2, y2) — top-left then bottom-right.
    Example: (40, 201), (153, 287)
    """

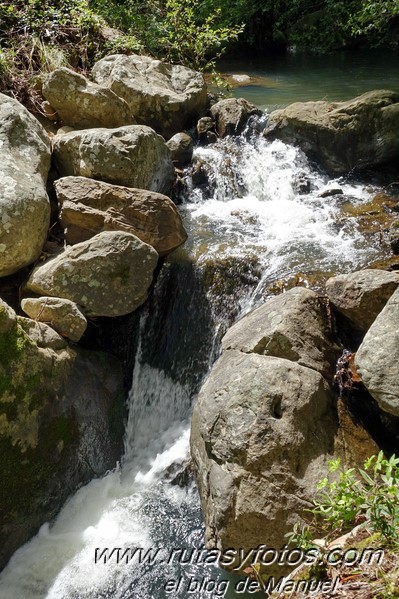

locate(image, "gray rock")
(55, 176), (187, 254)
(166, 132), (193, 165)
(389, 219), (399, 254)
(222, 287), (338, 379)
(326, 269), (399, 333)
(25, 231), (159, 317)
(0, 299), (124, 569)
(53, 125), (175, 196)
(21, 297), (87, 342)
(355, 287), (399, 416)
(42, 67), (133, 129)
(191, 349), (337, 574)
(265, 90), (399, 175)
(210, 97), (262, 137)
(0, 94), (51, 277)
(91, 54), (208, 138)
(197, 116), (215, 141)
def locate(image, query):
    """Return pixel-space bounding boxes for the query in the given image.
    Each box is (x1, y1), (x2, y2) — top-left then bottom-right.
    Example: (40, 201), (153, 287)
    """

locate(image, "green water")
(218, 48), (399, 110)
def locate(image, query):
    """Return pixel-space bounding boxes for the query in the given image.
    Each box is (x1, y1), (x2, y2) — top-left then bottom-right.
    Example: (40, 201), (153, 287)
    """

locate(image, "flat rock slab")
(355, 287), (399, 416)
(25, 231), (159, 317)
(0, 94), (51, 277)
(92, 54), (208, 139)
(55, 176), (187, 255)
(264, 90), (399, 175)
(53, 125), (175, 196)
(326, 269), (399, 333)
(21, 296), (87, 342)
(43, 67), (133, 129)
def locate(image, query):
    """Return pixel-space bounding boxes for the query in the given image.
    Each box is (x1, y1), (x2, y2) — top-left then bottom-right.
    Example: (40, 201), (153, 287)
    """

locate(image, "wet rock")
(21, 297), (87, 342)
(222, 287), (339, 380)
(389, 219), (399, 254)
(191, 349), (337, 575)
(42, 67), (133, 129)
(355, 287), (399, 416)
(91, 54), (208, 139)
(55, 176), (187, 255)
(319, 186), (344, 198)
(25, 231), (159, 317)
(197, 116), (215, 142)
(0, 298), (124, 569)
(210, 97), (262, 137)
(166, 132), (194, 165)
(292, 171), (311, 194)
(53, 125), (175, 196)
(0, 94), (51, 277)
(326, 269), (399, 333)
(265, 90), (399, 175)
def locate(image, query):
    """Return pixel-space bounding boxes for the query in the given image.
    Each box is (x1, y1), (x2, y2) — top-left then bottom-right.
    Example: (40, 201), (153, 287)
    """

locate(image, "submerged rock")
(264, 90), (399, 175)
(42, 67), (133, 129)
(21, 297), (87, 342)
(326, 269), (399, 334)
(53, 125), (175, 196)
(55, 176), (187, 255)
(0, 94), (51, 277)
(0, 298), (124, 569)
(25, 231), (159, 317)
(355, 287), (399, 416)
(210, 97), (262, 137)
(91, 54), (208, 138)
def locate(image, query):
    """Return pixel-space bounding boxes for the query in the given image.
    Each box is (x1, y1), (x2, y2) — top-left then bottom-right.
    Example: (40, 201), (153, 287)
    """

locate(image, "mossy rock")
(0, 299), (125, 569)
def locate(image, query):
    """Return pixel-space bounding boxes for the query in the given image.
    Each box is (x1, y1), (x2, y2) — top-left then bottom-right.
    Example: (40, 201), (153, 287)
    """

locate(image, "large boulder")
(25, 231), (159, 317)
(222, 287), (338, 380)
(0, 298), (124, 569)
(53, 125), (175, 196)
(355, 287), (399, 416)
(191, 349), (337, 575)
(210, 97), (262, 137)
(326, 269), (399, 334)
(21, 296), (87, 342)
(0, 94), (51, 277)
(91, 54), (208, 139)
(54, 176), (187, 255)
(42, 67), (133, 129)
(264, 90), (399, 175)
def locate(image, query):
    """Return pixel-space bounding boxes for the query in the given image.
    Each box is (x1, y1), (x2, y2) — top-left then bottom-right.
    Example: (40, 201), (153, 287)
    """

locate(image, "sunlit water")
(0, 109), (396, 597)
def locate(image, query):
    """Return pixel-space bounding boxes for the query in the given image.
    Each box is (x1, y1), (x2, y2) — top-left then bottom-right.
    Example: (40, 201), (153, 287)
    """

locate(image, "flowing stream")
(0, 67), (397, 598)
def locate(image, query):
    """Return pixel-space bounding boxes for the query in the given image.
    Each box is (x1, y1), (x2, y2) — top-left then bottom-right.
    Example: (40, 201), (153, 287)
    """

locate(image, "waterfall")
(0, 127), (391, 599)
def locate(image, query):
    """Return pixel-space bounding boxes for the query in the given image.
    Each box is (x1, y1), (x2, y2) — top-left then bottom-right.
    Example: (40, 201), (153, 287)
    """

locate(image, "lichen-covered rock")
(264, 90), (399, 175)
(191, 350), (337, 575)
(0, 94), (51, 277)
(25, 231), (158, 317)
(55, 176), (187, 254)
(42, 67), (133, 129)
(21, 297), (87, 342)
(210, 97), (262, 137)
(53, 125), (175, 196)
(166, 132), (194, 165)
(0, 298), (124, 569)
(91, 54), (208, 139)
(222, 287), (338, 379)
(326, 269), (399, 333)
(355, 287), (399, 416)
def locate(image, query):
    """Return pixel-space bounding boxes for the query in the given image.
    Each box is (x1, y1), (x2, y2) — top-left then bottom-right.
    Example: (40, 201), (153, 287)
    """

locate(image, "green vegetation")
(289, 452), (399, 547)
(0, 0), (397, 108)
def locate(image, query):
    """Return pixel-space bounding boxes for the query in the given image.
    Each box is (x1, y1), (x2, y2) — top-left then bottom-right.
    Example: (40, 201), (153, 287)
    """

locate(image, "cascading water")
(0, 123), (394, 599)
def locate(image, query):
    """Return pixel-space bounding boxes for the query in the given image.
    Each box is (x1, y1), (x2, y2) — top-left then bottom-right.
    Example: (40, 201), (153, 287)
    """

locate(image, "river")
(0, 49), (398, 599)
